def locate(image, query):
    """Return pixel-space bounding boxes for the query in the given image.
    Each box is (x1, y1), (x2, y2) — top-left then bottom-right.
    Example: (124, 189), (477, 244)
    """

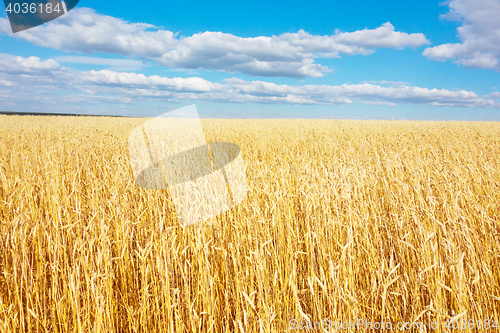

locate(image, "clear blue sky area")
(1, 0), (499, 119)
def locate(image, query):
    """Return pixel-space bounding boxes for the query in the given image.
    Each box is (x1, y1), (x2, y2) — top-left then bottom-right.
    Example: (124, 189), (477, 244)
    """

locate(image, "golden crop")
(0, 115), (499, 332)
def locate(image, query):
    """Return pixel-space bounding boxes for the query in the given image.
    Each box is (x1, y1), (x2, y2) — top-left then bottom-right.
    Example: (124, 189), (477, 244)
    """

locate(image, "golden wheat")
(0, 115), (499, 332)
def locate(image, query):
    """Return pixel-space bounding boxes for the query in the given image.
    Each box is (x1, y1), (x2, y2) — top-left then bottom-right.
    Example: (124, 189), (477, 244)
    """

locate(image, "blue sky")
(1, 0), (499, 119)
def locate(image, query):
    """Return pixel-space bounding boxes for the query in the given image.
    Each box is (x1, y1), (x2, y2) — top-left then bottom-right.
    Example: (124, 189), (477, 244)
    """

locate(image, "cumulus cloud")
(79, 70), (225, 92)
(0, 79), (16, 86)
(156, 22), (428, 78)
(0, 17), (10, 34)
(281, 22), (427, 55)
(0, 8), (429, 78)
(0, 56), (73, 101)
(223, 78), (498, 107)
(2, 56), (497, 108)
(423, 0), (500, 71)
(0, 56), (65, 75)
(1, 9), (176, 58)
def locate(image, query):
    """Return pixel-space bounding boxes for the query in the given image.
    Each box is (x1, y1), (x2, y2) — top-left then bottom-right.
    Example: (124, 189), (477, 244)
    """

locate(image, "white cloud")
(0, 8), (176, 57)
(223, 78), (498, 107)
(156, 23), (428, 78)
(423, 0), (500, 71)
(2, 56), (497, 109)
(156, 32), (330, 78)
(0, 8), (429, 78)
(0, 56), (72, 103)
(0, 55), (64, 75)
(78, 70), (225, 92)
(291, 22), (428, 53)
(0, 17), (10, 34)
(0, 79), (16, 86)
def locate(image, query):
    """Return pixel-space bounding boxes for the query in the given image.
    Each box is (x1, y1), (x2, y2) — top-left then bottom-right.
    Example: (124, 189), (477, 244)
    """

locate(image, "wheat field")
(0, 115), (499, 332)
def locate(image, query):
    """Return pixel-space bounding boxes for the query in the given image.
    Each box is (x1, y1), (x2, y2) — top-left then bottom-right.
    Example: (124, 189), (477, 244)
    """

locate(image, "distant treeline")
(0, 111), (127, 117)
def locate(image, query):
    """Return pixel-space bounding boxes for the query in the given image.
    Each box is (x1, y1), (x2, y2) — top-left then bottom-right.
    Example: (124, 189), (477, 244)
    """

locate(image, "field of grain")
(0, 115), (499, 332)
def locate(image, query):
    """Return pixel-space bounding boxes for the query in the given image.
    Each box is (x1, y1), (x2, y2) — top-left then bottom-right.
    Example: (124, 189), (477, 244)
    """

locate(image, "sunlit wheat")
(0, 116), (499, 332)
